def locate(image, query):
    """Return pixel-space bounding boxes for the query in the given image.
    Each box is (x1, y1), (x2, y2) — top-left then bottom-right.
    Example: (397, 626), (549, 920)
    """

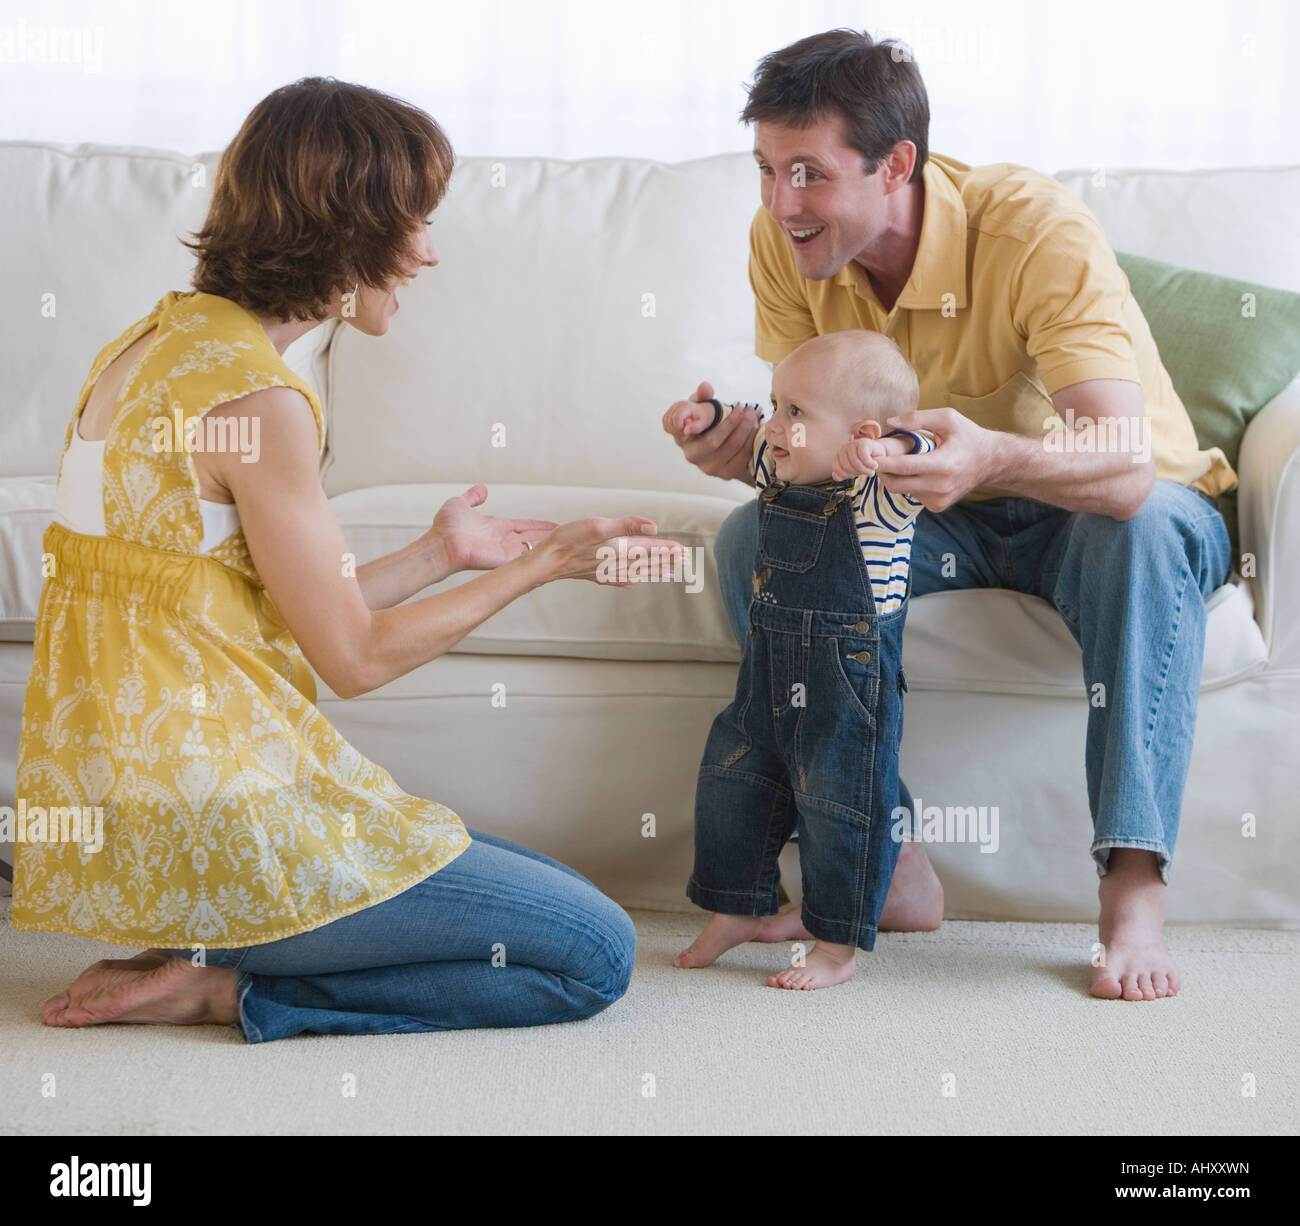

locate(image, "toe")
(1136, 972), (1155, 1000)
(1121, 972), (1144, 1001)
(1091, 975), (1123, 1000)
(1151, 971), (1169, 998)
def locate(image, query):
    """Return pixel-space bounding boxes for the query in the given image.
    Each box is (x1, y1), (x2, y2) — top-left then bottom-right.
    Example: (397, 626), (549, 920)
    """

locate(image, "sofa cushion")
(901, 581), (1266, 695)
(1115, 251), (1300, 557)
(0, 142), (336, 483)
(0, 478), (1270, 688)
(321, 154), (773, 499)
(331, 482), (747, 662)
(0, 478), (56, 641)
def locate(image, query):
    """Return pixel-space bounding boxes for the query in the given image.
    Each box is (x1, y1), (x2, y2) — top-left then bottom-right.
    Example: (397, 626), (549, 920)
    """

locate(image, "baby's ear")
(853, 418), (883, 440)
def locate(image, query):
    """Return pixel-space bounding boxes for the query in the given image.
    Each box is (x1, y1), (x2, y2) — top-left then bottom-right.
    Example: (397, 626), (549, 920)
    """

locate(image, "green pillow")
(1115, 251), (1300, 561)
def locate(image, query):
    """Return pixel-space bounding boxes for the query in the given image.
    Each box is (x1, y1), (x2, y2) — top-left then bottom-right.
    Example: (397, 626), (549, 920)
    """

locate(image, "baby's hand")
(832, 437), (887, 481)
(667, 400), (717, 439)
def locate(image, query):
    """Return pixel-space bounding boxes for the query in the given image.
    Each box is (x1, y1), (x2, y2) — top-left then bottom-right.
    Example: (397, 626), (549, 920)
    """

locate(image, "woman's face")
(345, 224), (439, 336)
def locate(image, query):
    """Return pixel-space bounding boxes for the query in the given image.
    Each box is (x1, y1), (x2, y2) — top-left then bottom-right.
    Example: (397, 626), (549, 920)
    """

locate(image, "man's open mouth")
(790, 225), (825, 247)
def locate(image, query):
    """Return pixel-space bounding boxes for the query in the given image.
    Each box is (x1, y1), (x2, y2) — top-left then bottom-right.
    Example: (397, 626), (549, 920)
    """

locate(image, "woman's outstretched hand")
(529, 515), (686, 587)
(432, 483), (559, 570)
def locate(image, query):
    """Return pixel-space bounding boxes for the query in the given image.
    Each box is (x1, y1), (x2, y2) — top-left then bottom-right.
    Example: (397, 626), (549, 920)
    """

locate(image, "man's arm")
(878, 379), (1155, 519)
(984, 379), (1154, 515)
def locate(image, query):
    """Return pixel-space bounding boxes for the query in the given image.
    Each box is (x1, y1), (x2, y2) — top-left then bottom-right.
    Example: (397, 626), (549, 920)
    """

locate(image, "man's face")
(754, 114), (889, 281)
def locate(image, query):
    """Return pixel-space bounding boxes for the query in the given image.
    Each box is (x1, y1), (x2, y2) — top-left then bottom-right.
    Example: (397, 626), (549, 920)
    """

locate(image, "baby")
(668, 330), (934, 990)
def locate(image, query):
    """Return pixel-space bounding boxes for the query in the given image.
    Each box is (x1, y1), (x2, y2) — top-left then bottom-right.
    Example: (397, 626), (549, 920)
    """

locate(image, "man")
(665, 29), (1234, 1000)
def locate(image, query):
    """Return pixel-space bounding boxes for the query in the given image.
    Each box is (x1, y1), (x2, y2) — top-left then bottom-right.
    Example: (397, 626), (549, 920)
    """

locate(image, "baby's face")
(765, 362), (868, 486)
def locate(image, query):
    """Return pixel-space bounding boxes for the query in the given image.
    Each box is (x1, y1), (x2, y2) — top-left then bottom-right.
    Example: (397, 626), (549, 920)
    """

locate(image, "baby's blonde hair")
(783, 330), (919, 425)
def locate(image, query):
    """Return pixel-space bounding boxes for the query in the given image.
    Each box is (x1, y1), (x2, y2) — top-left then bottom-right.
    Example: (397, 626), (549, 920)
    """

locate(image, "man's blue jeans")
(713, 480), (1232, 882)
(158, 828), (636, 1043)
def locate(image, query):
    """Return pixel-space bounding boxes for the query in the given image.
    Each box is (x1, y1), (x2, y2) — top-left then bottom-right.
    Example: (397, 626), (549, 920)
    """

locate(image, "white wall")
(0, 0), (1295, 169)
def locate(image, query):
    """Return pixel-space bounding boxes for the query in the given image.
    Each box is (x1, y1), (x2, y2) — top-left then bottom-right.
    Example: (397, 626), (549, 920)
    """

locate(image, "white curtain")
(0, 0), (1295, 170)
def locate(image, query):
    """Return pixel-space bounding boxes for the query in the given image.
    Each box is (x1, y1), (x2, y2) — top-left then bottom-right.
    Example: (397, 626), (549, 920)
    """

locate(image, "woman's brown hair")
(185, 76), (455, 321)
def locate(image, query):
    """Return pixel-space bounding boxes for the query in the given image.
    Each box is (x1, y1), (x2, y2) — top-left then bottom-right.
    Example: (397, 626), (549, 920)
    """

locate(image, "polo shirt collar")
(834, 155), (969, 312)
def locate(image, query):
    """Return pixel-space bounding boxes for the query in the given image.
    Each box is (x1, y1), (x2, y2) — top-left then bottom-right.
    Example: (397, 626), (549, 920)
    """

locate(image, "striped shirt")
(707, 400), (936, 614)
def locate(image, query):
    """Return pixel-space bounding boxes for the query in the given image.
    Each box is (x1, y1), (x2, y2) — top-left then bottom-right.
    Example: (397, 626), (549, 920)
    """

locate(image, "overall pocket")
(823, 632), (881, 729)
(758, 502), (827, 573)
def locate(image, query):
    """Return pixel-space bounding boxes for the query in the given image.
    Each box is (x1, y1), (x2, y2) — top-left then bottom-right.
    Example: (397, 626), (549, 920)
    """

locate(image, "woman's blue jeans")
(713, 480), (1232, 882)
(158, 828), (636, 1043)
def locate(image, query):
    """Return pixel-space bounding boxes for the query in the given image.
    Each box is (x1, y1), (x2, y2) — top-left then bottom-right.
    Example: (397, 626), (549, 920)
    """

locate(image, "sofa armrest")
(1237, 373), (1300, 665)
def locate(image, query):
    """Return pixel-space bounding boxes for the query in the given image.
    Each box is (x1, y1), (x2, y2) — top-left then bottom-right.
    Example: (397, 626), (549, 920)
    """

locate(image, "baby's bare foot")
(42, 951), (238, 1028)
(754, 905), (813, 943)
(754, 843), (943, 940)
(1090, 849), (1181, 1001)
(767, 940), (857, 990)
(674, 913), (767, 968)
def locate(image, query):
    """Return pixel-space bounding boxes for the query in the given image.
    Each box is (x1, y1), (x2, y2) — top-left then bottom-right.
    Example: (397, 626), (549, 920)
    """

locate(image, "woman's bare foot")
(674, 913), (767, 968)
(42, 951), (239, 1028)
(767, 940), (857, 990)
(753, 841), (944, 942)
(1090, 849), (1181, 1001)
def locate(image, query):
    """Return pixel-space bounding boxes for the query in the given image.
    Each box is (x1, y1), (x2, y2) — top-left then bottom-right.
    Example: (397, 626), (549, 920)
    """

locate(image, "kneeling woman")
(16, 77), (680, 1043)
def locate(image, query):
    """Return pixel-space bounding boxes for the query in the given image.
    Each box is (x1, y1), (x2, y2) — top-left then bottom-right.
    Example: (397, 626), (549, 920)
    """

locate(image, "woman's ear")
(853, 418), (883, 440)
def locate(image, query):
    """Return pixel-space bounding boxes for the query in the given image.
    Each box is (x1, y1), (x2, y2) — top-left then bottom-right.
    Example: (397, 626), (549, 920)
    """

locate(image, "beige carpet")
(2, 897), (1296, 1136)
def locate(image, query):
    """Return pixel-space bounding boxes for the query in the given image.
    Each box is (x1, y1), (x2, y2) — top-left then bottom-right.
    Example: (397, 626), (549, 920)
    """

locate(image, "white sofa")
(2, 141), (1297, 924)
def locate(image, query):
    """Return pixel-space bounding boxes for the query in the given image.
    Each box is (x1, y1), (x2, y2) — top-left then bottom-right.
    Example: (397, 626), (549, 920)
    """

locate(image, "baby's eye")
(789, 406), (802, 416)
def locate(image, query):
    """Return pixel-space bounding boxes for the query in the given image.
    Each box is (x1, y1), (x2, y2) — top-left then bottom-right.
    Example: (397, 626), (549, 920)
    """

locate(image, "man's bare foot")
(674, 913), (767, 968)
(42, 951), (239, 1028)
(753, 841), (944, 942)
(879, 841), (944, 931)
(767, 940), (857, 990)
(1090, 848), (1181, 1001)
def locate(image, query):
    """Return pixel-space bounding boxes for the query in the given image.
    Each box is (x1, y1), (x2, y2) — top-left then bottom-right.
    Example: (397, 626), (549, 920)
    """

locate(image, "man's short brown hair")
(186, 76), (455, 321)
(740, 29), (929, 183)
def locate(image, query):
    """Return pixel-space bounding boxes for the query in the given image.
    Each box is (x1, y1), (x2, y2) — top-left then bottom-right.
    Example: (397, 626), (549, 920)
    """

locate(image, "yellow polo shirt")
(749, 152), (1236, 501)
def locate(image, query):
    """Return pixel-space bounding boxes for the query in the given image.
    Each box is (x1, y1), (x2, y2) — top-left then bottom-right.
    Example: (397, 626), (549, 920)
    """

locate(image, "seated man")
(664, 28), (1234, 1001)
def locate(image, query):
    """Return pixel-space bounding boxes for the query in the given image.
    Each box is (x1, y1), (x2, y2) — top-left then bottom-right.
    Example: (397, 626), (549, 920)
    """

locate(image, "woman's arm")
(209, 389), (679, 698)
(352, 485), (559, 610)
(354, 532), (456, 611)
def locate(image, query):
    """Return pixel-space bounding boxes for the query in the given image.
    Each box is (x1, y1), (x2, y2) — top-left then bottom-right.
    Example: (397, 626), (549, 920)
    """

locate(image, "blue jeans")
(714, 480), (1232, 882)
(689, 479), (909, 951)
(158, 828), (636, 1043)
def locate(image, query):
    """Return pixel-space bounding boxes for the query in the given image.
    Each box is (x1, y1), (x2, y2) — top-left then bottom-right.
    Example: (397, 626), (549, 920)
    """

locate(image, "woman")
(15, 77), (681, 1042)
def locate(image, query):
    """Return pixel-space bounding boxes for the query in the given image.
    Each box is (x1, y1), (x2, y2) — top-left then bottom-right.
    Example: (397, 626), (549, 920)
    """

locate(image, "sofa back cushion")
(1115, 251), (1300, 556)
(321, 154), (771, 497)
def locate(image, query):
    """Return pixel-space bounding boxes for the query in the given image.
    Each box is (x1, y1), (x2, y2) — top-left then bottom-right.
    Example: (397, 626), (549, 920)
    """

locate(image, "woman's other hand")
(528, 516), (686, 587)
(431, 482), (558, 570)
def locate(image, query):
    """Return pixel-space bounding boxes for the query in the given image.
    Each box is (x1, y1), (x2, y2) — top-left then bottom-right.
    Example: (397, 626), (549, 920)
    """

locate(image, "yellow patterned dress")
(13, 291), (470, 948)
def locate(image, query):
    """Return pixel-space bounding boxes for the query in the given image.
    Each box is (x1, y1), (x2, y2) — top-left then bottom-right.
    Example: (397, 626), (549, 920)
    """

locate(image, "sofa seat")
(0, 476), (1269, 693)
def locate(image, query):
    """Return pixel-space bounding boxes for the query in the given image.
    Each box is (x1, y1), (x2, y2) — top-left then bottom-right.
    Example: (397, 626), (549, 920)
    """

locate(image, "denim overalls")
(688, 476), (909, 951)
